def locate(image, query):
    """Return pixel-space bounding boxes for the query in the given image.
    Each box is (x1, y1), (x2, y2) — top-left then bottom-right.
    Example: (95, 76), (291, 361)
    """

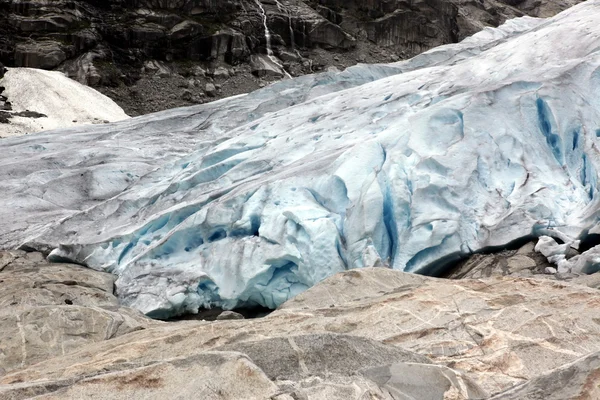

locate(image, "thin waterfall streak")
(274, 0), (295, 50)
(254, 0), (292, 79)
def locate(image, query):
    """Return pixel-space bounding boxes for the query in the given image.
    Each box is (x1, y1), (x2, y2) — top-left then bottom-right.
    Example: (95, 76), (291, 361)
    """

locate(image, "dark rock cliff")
(0, 0), (583, 115)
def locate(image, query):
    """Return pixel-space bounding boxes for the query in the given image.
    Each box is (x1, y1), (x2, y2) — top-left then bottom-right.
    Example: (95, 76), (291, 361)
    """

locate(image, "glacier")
(2, 2), (600, 318)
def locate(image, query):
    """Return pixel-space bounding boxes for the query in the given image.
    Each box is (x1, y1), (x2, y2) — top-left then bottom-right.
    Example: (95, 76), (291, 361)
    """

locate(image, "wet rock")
(250, 54), (285, 78)
(218, 333), (485, 399)
(60, 49), (108, 87)
(169, 20), (203, 41)
(201, 29), (250, 64)
(278, 268), (600, 394)
(14, 41), (66, 69)
(278, 50), (301, 62)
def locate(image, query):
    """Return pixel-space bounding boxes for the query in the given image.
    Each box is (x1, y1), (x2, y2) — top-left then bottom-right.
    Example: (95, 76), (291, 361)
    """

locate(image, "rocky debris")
(0, 0), (583, 115)
(2, 265), (600, 397)
(180, 89), (193, 101)
(509, 0), (584, 17)
(0, 250), (156, 375)
(142, 60), (173, 78)
(0, 66), (9, 116)
(211, 66), (231, 80)
(491, 351), (600, 399)
(443, 240), (600, 290)
(10, 110), (47, 118)
(0, 109), (49, 124)
(443, 241), (555, 279)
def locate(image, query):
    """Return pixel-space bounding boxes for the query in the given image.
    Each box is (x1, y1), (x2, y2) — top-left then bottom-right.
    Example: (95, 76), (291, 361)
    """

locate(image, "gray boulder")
(491, 351), (600, 399)
(216, 310), (244, 320)
(204, 82), (217, 97)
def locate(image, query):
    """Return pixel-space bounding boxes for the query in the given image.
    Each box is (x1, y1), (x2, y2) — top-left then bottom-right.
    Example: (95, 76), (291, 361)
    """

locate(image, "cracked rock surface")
(2, 262), (600, 398)
(0, 250), (156, 375)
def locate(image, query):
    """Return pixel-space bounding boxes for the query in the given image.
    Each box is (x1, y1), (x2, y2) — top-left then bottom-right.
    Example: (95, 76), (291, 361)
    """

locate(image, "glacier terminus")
(2, 1), (600, 318)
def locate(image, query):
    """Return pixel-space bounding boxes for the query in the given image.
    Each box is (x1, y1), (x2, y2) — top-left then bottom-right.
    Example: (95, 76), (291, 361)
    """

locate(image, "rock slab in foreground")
(2, 266), (600, 398)
(0, 251), (156, 375)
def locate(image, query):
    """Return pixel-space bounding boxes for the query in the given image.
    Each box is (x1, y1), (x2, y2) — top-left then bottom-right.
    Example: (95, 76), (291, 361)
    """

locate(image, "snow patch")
(0, 68), (128, 138)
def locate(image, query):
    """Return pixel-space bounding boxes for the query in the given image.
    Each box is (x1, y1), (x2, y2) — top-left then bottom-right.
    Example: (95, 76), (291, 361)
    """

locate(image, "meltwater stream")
(274, 0), (296, 50)
(254, 0), (293, 78)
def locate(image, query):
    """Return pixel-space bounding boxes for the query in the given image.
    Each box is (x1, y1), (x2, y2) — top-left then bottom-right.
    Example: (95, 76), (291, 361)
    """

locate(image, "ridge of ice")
(2, 2), (600, 317)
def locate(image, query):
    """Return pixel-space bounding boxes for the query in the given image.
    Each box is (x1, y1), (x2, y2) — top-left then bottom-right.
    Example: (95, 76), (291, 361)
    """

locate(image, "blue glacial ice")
(3, 2), (600, 317)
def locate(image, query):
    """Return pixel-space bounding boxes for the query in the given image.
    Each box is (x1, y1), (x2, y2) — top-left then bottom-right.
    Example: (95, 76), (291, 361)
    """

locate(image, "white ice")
(536, 235), (600, 275)
(2, 2), (600, 317)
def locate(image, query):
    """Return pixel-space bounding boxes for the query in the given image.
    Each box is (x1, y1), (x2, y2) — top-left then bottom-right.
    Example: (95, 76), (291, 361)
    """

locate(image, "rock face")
(0, 251), (156, 375)
(0, 0), (583, 115)
(2, 263), (600, 398)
